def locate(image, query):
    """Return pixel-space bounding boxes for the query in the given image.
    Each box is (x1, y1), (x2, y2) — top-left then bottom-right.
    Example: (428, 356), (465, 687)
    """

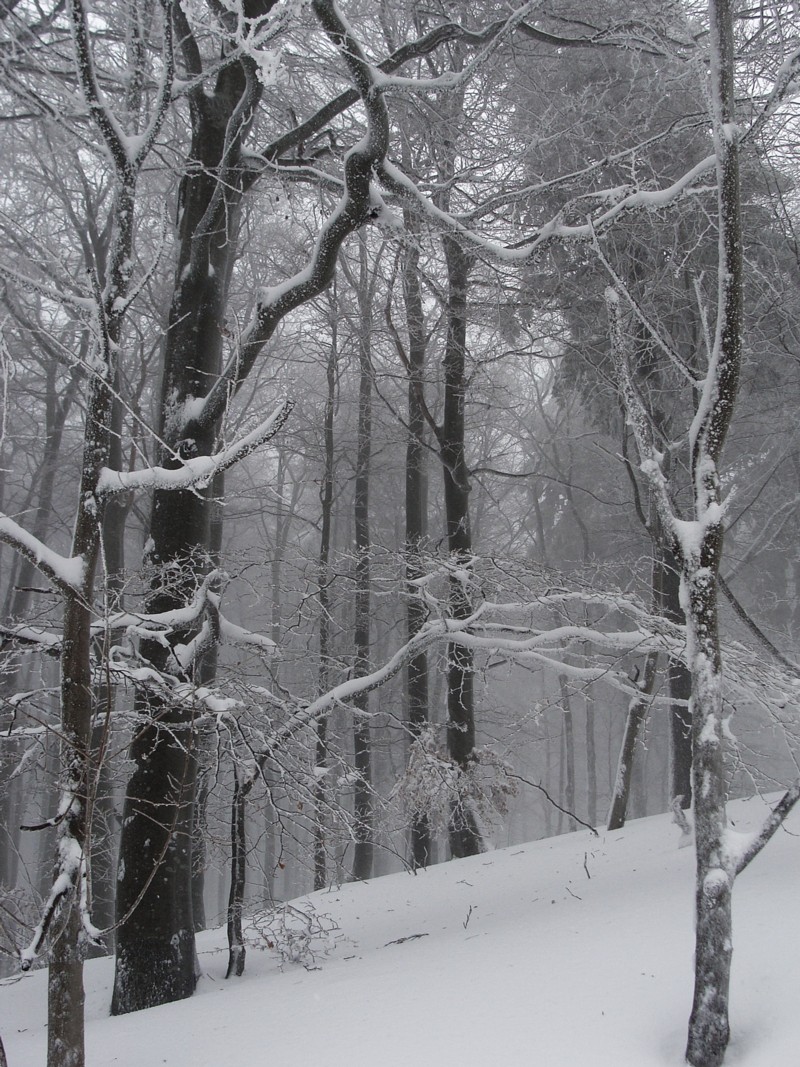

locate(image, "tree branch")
(730, 780), (800, 876)
(0, 515), (84, 596)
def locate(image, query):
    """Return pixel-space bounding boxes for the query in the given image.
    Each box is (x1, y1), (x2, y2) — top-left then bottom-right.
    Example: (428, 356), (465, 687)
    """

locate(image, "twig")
(507, 772), (599, 836)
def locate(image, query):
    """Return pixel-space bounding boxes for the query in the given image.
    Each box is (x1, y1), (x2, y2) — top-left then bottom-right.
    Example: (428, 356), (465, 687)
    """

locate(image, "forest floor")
(2, 795), (798, 1067)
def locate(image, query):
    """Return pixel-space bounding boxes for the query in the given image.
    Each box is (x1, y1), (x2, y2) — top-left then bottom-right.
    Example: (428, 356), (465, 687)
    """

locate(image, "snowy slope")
(2, 796), (798, 1067)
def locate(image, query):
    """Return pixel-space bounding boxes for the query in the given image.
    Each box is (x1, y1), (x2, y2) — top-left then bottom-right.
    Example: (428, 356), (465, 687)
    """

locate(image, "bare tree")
(608, 6), (800, 1063)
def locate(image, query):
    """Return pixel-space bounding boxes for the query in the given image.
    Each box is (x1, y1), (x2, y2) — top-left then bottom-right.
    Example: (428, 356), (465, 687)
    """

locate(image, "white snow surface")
(2, 796), (798, 1066)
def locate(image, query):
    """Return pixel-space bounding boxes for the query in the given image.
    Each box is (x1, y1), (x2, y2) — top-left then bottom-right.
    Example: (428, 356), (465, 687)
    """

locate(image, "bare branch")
(730, 781), (800, 876)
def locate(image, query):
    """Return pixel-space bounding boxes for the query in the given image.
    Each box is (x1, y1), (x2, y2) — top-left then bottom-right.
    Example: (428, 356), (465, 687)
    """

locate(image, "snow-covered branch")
(190, 0), (392, 432)
(373, 1), (542, 96)
(377, 153), (718, 264)
(727, 779), (800, 876)
(68, 0), (176, 178)
(0, 514), (85, 595)
(19, 810), (85, 971)
(605, 287), (681, 545)
(96, 399), (293, 496)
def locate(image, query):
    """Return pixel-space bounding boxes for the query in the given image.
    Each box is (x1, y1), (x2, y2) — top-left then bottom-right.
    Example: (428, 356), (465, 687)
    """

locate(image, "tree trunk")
(684, 568), (732, 1067)
(192, 472), (225, 936)
(606, 650), (659, 831)
(225, 770), (250, 978)
(47, 900), (85, 1067)
(559, 676), (577, 832)
(88, 373), (128, 955)
(113, 34), (263, 1013)
(44, 12), (148, 1032)
(401, 208), (431, 868)
(585, 699), (597, 826)
(662, 550), (692, 806)
(438, 237), (482, 858)
(314, 310), (336, 891)
(0, 358), (81, 892)
(684, 3), (742, 1060)
(351, 237), (374, 882)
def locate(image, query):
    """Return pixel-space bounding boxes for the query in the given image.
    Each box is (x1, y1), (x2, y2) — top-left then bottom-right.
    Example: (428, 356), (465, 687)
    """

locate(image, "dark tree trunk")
(662, 550), (693, 806)
(88, 373), (128, 955)
(585, 700), (597, 826)
(225, 770), (250, 978)
(47, 901), (85, 1067)
(192, 472), (225, 935)
(351, 238), (374, 882)
(314, 312), (336, 891)
(437, 237), (481, 859)
(606, 650), (659, 831)
(43, 9), (149, 1029)
(401, 210), (431, 868)
(685, 568), (732, 1067)
(113, 28), (266, 1013)
(112, 698), (199, 1013)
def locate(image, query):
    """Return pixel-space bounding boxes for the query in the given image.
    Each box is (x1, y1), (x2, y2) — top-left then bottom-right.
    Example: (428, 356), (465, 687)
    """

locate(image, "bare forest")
(1, 2), (800, 1066)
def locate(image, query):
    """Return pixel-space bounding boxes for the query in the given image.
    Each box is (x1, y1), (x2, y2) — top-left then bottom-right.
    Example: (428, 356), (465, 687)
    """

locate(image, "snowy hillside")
(2, 797), (798, 1067)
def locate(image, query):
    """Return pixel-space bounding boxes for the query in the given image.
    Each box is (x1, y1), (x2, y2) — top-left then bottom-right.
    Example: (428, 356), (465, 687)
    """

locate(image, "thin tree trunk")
(559, 676), (576, 832)
(314, 306), (337, 891)
(0, 359), (81, 892)
(585, 700), (597, 826)
(351, 237), (374, 882)
(43, 6), (154, 1036)
(88, 371), (128, 955)
(663, 550), (693, 806)
(556, 722), (565, 836)
(542, 729), (553, 838)
(191, 472), (225, 937)
(225, 769), (250, 978)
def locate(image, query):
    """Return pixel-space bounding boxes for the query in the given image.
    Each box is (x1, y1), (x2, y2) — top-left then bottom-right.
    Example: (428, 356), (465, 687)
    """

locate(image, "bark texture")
(438, 237), (481, 858)
(113, 8), (268, 1011)
(402, 210), (432, 868)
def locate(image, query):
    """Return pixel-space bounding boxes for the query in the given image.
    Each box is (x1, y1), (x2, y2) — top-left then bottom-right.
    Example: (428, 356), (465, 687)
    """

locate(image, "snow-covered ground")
(3, 796), (798, 1067)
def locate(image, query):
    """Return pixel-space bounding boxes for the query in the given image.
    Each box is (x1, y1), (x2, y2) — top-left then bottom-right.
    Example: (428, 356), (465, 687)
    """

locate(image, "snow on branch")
(96, 398), (293, 495)
(373, 1), (542, 95)
(726, 779), (800, 876)
(0, 622), (62, 656)
(0, 260), (95, 317)
(605, 288), (688, 557)
(370, 25), (793, 263)
(591, 227), (698, 387)
(219, 614), (277, 655)
(68, 0), (176, 177)
(743, 43), (800, 145)
(0, 514), (85, 595)
(19, 821), (85, 970)
(0, 573), (278, 724)
(263, 593), (684, 752)
(260, 6), (540, 164)
(191, 0), (392, 432)
(377, 154), (718, 264)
